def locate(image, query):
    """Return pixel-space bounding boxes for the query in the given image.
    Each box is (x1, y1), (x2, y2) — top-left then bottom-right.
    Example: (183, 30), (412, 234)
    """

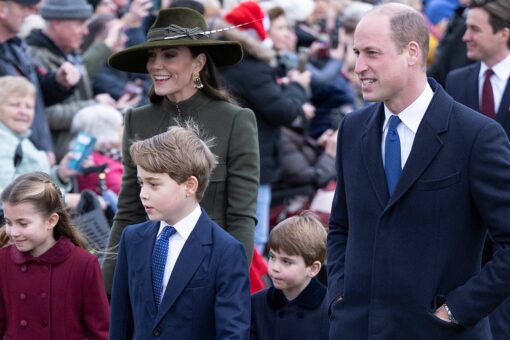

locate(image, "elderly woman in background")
(101, 7), (259, 294)
(0, 76), (82, 207)
(71, 104), (124, 195)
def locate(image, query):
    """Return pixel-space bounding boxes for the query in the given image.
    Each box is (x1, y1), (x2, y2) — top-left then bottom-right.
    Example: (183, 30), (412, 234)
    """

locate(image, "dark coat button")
(153, 328), (161, 336)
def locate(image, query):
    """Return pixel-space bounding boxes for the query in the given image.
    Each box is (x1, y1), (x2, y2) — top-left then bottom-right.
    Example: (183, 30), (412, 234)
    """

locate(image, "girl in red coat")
(0, 172), (109, 340)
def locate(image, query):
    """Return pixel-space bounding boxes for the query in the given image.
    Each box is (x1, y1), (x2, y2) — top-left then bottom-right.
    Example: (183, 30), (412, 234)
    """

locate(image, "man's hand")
(56, 62), (81, 88)
(434, 305), (451, 322)
(121, 0), (152, 27)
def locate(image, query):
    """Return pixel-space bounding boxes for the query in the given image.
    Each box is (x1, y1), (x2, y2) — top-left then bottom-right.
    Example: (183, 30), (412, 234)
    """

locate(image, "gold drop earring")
(192, 72), (203, 89)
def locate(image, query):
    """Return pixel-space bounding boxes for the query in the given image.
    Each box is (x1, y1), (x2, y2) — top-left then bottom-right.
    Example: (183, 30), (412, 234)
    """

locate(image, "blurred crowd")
(0, 0), (480, 270)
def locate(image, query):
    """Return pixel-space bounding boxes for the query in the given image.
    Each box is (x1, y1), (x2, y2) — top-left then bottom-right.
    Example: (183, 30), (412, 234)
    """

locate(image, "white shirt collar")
(158, 204), (202, 241)
(480, 53), (510, 83)
(383, 82), (434, 134)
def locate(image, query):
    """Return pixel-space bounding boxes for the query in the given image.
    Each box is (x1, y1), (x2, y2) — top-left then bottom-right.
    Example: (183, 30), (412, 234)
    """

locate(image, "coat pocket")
(415, 172), (460, 191)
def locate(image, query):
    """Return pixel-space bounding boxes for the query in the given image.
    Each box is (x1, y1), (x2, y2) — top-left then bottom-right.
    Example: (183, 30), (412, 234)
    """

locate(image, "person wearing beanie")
(0, 0), (81, 161)
(219, 1), (312, 255)
(40, 0), (93, 20)
(25, 0), (128, 161)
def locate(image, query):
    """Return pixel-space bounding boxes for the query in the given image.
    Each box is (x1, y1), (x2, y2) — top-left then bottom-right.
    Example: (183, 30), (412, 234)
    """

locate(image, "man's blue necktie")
(152, 225), (176, 310)
(385, 115), (402, 195)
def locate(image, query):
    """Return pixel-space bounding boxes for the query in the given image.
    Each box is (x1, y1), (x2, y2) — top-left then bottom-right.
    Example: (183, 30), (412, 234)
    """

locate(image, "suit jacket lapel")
(496, 77), (510, 126)
(465, 63), (481, 112)
(154, 211), (212, 325)
(131, 221), (160, 317)
(384, 81), (449, 212)
(361, 103), (389, 208)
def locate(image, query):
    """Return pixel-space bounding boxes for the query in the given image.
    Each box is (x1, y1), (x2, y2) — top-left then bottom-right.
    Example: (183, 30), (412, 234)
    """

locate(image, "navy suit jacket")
(446, 63), (510, 340)
(109, 210), (251, 339)
(328, 79), (510, 339)
(446, 62), (510, 135)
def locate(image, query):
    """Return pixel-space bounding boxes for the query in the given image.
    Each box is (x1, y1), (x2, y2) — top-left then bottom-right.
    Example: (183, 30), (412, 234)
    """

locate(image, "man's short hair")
(130, 120), (217, 201)
(268, 212), (327, 266)
(469, 0), (510, 49)
(373, 4), (430, 65)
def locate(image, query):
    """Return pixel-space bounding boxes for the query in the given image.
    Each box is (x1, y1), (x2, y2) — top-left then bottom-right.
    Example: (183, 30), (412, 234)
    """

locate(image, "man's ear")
(499, 27), (510, 44)
(407, 40), (420, 66)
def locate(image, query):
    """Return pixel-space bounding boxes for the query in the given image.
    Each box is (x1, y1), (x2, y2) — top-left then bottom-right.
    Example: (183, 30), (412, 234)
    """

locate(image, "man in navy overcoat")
(328, 4), (510, 339)
(445, 1), (510, 338)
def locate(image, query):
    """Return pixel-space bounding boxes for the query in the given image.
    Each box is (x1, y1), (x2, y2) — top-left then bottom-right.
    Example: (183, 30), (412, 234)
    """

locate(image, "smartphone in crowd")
(68, 131), (96, 171)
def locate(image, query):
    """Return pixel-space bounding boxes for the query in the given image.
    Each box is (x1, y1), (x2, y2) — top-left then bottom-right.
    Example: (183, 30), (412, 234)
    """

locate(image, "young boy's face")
(267, 248), (319, 300)
(137, 166), (190, 225)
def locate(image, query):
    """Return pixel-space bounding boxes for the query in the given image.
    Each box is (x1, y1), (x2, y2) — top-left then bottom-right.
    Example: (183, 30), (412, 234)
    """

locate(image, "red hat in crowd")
(225, 1), (267, 41)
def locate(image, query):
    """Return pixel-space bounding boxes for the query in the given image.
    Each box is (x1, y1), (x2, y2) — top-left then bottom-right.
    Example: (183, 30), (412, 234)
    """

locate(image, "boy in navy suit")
(109, 122), (251, 339)
(250, 212), (329, 340)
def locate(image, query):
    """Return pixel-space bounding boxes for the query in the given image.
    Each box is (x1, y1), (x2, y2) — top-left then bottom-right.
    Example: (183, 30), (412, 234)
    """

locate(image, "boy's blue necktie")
(385, 115), (402, 195)
(152, 225), (176, 310)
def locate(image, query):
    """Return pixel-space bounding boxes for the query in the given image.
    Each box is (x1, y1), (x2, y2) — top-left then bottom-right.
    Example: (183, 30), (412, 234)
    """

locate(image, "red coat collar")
(10, 236), (76, 265)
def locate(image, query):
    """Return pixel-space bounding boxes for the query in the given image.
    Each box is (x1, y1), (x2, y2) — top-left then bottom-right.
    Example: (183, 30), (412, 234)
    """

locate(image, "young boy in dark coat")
(250, 212), (329, 340)
(109, 122), (251, 339)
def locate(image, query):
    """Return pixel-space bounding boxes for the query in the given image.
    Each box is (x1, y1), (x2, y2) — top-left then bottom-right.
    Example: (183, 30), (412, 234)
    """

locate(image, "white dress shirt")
(157, 204), (202, 299)
(382, 83), (434, 169)
(479, 53), (510, 114)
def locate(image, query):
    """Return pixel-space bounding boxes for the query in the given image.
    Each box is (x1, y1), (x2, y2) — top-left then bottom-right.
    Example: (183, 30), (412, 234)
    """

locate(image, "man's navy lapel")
(464, 63), (481, 112)
(384, 80), (449, 212)
(361, 103), (389, 208)
(496, 77), (510, 126)
(154, 210), (213, 325)
(130, 220), (160, 317)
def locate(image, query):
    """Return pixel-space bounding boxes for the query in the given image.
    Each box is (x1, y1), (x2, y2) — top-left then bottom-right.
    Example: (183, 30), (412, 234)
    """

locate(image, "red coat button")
(20, 320), (27, 327)
(19, 293), (26, 301)
(40, 292), (47, 299)
(42, 320), (48, 327)
(42, 266), (49, 272)
(20, 265), (27, 272)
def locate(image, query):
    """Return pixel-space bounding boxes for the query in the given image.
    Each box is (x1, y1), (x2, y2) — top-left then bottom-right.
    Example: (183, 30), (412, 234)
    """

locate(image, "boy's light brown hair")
(268, 211), (327, 266)
(129, 120), (217, 201)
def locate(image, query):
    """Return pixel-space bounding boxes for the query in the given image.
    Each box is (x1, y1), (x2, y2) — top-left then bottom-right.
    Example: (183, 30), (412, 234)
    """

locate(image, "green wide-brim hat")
(108, 7), (243, 74)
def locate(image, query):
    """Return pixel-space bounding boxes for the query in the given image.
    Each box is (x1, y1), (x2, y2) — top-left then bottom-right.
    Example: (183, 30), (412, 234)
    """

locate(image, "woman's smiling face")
(146, 47), (205, 103)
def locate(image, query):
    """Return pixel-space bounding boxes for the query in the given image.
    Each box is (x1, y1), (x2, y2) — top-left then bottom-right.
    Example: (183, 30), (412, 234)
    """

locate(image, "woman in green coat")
(101, 7), (259, 294)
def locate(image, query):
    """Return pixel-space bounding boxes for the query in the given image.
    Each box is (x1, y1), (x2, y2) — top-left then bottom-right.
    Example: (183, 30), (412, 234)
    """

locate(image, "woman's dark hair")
(148, 47), (236, 104)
